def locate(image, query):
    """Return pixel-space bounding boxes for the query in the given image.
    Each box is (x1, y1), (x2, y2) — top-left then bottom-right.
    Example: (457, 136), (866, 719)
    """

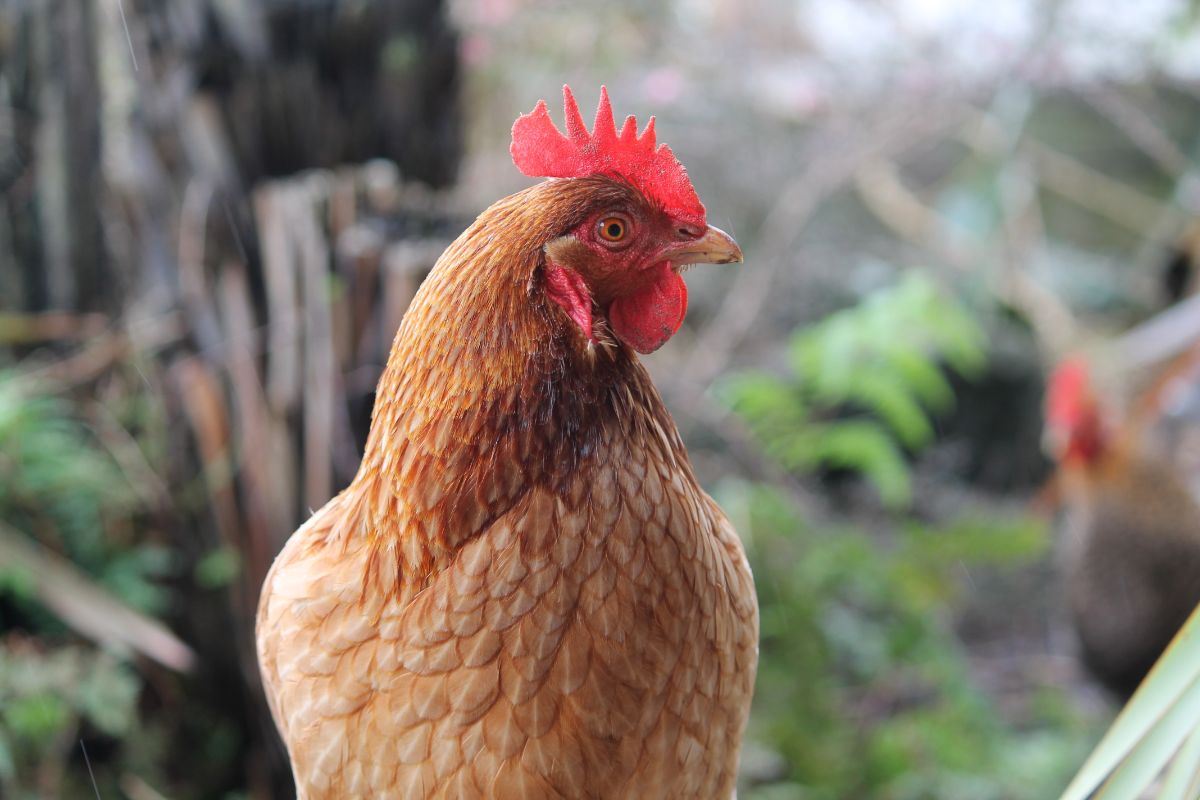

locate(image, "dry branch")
(1026, 140), (1179, 234)
(0, 312), (109, 343)
(0, 522), (196, 672)
(1079, 86), (1189, 176)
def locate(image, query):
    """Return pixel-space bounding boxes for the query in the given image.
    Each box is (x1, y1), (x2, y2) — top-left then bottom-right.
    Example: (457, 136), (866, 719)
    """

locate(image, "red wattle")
(608, 263), (688, 354)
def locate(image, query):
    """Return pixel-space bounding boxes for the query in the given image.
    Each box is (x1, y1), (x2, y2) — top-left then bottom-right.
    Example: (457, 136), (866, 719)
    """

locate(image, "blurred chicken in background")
(1043, 349), (1200, 699)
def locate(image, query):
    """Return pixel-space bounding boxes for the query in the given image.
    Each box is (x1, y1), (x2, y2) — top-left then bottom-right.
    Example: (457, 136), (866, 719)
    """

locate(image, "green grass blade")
(1059, 607), (1200, 800)
(1157, 722), (1200, 800)
(1094, 670), (1200, 799)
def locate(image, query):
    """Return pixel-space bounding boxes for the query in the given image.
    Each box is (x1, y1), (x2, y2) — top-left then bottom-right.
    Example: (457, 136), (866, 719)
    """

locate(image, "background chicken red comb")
(1046, 357), (1094, 427)
(510, 85), (706, 228)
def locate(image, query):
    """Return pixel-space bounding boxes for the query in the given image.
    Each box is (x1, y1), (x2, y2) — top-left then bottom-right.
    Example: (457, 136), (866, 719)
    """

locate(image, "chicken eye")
(598, 217), (627, 242)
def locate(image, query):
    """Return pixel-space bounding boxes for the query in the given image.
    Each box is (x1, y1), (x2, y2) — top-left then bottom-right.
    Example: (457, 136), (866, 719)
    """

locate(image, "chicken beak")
(665, 225), (743, 269)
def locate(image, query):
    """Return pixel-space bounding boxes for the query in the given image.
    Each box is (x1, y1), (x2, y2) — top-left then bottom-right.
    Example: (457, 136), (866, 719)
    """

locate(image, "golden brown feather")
(256, 178), (759, 798)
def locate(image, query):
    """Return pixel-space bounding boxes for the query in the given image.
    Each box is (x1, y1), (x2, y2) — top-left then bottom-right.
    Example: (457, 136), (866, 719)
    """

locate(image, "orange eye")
(598, 217), (627, 242)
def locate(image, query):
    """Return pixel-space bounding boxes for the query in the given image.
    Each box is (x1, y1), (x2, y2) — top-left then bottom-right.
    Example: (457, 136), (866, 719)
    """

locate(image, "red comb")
(510, 85), (706, 227)
(1046, 357), (1092, 426)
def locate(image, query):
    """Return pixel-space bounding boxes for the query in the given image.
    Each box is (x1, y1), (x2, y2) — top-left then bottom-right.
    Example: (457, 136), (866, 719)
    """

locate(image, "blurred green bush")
(0, 375), (171, 617)
(720, 276), (1100, 799)
(0, 374), (170, 798)
(720, 273), (987, 509)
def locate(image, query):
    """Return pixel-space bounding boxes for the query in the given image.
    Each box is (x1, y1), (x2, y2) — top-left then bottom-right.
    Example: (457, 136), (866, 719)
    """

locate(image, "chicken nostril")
(677, 225), (702, 240)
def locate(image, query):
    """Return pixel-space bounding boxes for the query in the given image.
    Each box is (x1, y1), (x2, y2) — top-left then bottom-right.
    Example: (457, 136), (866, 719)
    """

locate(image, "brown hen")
(256, 87), (759, 798)
(1045, 357), (1200, 698)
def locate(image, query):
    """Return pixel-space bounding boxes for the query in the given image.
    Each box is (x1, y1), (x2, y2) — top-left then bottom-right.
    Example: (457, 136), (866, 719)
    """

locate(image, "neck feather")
(345, 182), (678, 578)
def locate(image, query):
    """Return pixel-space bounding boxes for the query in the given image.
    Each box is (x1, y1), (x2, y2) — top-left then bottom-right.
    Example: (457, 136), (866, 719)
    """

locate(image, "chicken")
(255, 86), (759, 799)
(1044, 357), (1200, 698)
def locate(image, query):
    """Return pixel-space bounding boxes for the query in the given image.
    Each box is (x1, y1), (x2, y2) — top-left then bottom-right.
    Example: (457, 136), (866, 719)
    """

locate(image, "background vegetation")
(5, 0), (1200, 797)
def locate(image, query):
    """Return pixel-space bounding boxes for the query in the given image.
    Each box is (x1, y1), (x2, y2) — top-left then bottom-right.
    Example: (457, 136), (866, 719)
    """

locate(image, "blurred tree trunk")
(0, 0), (461, 313)
(29, 0), (105, 310)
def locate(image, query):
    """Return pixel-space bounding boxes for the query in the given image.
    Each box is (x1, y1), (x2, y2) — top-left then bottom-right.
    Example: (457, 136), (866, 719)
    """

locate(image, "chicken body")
(1047, 359), (1200, 698)
(256, 179), (759, 798)
(1058, 454), (1200, 697)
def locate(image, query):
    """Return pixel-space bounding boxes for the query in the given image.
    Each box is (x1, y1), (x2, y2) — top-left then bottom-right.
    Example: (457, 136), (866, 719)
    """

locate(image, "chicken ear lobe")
(544, 261), (597, 346)
(607, 262), (687, 354)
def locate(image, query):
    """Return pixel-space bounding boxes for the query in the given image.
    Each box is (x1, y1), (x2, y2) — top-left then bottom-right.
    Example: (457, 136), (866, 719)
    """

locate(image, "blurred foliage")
(0, 374), (171, 618)
(721, 273), (987, 508)
(0, 639), (147, 799)
(718, 279), (1101, 798)
(0, 373), (171, 796)
(724, 479), (1096, 799)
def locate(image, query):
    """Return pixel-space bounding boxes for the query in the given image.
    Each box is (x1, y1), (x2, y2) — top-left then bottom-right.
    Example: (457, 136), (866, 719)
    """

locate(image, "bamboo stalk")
(216, 262), (279, 586)
(255, 186), (301, 415)
(293, 180), (336, 509)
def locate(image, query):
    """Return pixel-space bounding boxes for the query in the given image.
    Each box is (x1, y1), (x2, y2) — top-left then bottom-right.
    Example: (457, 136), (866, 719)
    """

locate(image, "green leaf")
(881, 344), (956, 410)
(195, 546), (243, 590)
(3, 692), (70, 744)
(1095, 673), (1200, 798)
(1157, 723), (1200, 800)
(841, 370), (934, 448)
(1060, 605), (1200, 800)
(809, 421), (913, 508)
(77, 658), (139, 737)
(0, 566), (36, 600)
(721, 271), (987, 509)
(903, 516), (1049, 565)
(718, 372), (808, 430)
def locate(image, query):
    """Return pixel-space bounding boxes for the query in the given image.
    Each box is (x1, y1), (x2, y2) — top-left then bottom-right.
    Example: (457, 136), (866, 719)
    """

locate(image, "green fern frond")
(808, 421), (913, 508)
(720, 271), (987, 508)
(0, 372), (166, 614)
